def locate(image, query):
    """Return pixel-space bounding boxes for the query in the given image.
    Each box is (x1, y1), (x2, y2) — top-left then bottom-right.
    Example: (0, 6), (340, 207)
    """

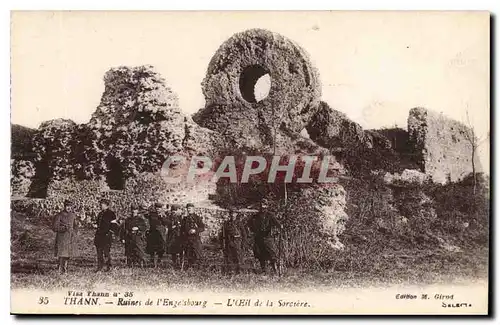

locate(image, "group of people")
(52, 198), (283, 275)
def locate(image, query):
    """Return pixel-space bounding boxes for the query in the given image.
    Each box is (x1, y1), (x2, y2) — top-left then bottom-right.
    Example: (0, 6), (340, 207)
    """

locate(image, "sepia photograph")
(9, 10), (490, 315)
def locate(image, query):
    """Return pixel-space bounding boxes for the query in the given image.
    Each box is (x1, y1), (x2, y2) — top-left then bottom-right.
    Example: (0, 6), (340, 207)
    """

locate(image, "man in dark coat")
(247, 199), (282, 274)
(219, 209), (247, 275)
(166, 204), (184, 269)
(52, 199), (78, 274)
(94, 199), (119, 272)
(181, 203), (205, 269)
(117, 217), (128, 265)
(122, 204), (148, 267)
(145, 202), (167, 267)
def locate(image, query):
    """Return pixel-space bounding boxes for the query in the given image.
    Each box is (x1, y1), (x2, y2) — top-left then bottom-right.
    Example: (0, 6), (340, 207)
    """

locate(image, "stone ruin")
(194, 28), (321, 151)
(11, 28), (481, 247)
(408, 107), (481, 184)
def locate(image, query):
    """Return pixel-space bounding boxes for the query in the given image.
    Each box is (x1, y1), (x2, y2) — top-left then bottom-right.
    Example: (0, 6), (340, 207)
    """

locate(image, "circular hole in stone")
(239, 65), (271, 103)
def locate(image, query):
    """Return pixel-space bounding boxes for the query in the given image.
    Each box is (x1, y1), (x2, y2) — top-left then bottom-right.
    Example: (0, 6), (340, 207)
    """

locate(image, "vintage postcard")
(10, 11), (490, 315)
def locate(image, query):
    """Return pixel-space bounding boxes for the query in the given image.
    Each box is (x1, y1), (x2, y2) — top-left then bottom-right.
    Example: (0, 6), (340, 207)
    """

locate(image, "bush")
(425, 173), (489, 248)
(340, 172), (489, 256)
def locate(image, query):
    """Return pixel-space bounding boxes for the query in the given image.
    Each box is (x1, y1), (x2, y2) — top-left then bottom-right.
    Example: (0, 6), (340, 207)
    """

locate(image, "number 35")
(38, 297), (49, 305)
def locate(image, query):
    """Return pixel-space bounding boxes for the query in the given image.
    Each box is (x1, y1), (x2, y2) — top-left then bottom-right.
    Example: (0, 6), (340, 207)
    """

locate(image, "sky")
(11, 11), (490, 170)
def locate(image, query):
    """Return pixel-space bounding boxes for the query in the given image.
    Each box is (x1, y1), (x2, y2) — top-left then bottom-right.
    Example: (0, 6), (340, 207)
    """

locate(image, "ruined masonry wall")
(408, 107), (481, 184)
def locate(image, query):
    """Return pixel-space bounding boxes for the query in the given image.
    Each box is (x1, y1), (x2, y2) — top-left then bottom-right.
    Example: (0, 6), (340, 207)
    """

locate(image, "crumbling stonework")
(408, 107), (480, 184)
(182, 116), (222, 158)
(306, 101), (369, 150)
(84, 65), (186, 178)
(22, 65), (219, 211)
(307, 185), (348, 250)
(306, 101), (393, 152)
(32, 118), (78, 181)
(11, 159), (35, 197)
(29, 66), (189, 183)
(27, 65), (220, 187)
(195, 28), (321, 151)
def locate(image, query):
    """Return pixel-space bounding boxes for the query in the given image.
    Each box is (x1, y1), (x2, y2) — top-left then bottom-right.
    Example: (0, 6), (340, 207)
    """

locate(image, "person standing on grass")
(94, 199), (119, 272)
(219, 209), (247, 275)
(52, 199), (78, 274)
(166, 204), (184, 269)
(123, 204), (148, 267)
(247, 199), (282, 274)
(145, 202), (167, 268)
(118, 216), (128, 266)
(181, 203), (205, 269)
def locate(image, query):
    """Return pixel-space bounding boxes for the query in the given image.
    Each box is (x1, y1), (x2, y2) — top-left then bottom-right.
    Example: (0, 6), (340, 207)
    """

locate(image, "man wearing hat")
(181, 203), (205, 269)
(166, 203), (184, 269)
(122, 204), (148, 267)
(247, 198), (282, 274)
(52, 199), (78, 273)
(219, 209), (247, 275)
(145, 202), (167, 268)
(94, 199), (119, 272)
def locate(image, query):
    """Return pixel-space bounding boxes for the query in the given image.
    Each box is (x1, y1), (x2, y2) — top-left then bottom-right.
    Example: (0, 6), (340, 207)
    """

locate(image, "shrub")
(340, 172), (489, 257)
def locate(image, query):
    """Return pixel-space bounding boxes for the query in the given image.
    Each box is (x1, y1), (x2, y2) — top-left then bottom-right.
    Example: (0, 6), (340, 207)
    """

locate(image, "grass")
(10, 262), (487, 293)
